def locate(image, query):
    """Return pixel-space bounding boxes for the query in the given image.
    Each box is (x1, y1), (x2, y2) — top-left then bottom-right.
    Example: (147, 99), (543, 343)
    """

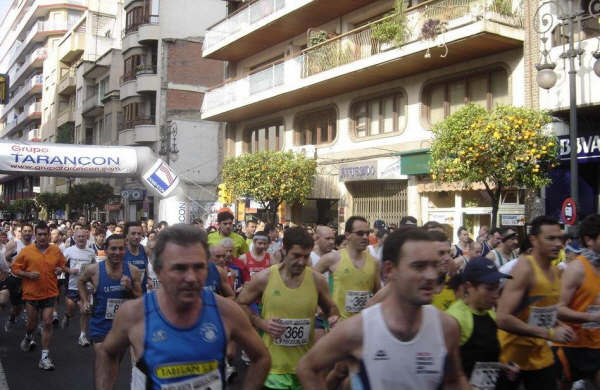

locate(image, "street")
(0, 300), (247, 389)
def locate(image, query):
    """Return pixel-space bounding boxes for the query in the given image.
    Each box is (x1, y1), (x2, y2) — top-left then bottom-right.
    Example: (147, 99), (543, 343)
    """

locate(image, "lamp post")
(534, 0), (600, 212)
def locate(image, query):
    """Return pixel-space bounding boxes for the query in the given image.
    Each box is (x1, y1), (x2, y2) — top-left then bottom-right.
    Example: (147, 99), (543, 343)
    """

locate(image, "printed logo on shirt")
(415, 352), (439, 375)
(374, 350), (390, 361)
(200, 323), (218, 343)
(155, 360), (218, 379)
(273, 290), (281, 296)
(151, 330), (167, 343)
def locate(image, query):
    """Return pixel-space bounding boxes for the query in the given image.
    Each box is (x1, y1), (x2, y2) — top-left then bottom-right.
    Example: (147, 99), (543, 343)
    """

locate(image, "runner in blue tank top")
(204, 260), (234, 298)
(94, 224), (270, 390)
(124, 222), (149, 293)
(78, 234), (142, 346)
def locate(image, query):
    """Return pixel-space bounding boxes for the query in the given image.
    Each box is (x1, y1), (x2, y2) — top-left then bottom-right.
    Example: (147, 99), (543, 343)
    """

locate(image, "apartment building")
(0, 0), (87, 202)
(119, 0), (225, 221)
(202, 0), (527, 236)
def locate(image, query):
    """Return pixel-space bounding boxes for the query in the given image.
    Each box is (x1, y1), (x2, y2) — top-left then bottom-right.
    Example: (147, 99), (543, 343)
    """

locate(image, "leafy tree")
(9, 198), (40, 220)
(66, 182), (115, 220)
(222, 151), (317, 223)
(36, 192), (68, 219)
(429, 104), (557, 228)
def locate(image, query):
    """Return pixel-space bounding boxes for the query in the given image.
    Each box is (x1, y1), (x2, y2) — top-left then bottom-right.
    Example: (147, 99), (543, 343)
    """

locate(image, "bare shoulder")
(438, 309), (460, 347)
(252, 266), (272, 286)
(510, 255), (534, 281)
(118, 296), (145, 324)
(215, 294), (245, 319)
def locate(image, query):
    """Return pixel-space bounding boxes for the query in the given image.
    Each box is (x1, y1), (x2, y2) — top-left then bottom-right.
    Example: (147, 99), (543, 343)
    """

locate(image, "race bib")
(273, 318), (311, 346)
(470, 362), (501, 390)
(160, 369), (222, 390)
(345, 291), (370, 313)
(131, 366), (147, 390)
(584, 305), (600, 329)
(152, 279), (160, 289)
(527, 305), (557, 328)
(105, 298), (124, 319)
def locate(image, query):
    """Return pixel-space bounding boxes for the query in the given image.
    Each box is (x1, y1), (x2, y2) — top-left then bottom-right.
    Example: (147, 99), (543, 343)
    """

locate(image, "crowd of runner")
(1, 210), (600, 389)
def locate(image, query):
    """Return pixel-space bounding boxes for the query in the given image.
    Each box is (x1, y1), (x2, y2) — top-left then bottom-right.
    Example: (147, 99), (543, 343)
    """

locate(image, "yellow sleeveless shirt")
(261, 264), (318, 374)
(331, 248), (377, 320)
(498, 256), (560, 370)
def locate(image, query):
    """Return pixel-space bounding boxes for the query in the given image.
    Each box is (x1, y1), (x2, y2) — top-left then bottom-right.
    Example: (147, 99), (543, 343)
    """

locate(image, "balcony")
(118, 116), (159, 145)
(56, 107), (74, 127)
(202, 0), (524, 122)
(0, 74), (43, 120)
(120, 76), (138, 100)
(136, 65), (159, 93)
(0, 102), (41, 138)
(203, 0), (376, 61)
(57, 69), (76, 96)
(7, 20), (73, 69)
(7, 47), (46, 91)
(138, 15), (160, 43)
(82, 94), (104, 117)
(27, 128), (40, 141)
(59, 32), (85, 64)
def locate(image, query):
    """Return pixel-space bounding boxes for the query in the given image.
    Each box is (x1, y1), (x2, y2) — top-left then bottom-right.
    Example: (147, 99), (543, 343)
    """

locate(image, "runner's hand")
(328, 315), (339, 329)
(500, 362), (519, 381)
(70, 267), (80, 275)
(120, 275), (132, 290)
(550, 325), (576, 343)
(265, 318), (286, 339)
(28, 271), (40, 280)
(54, 267), (63, 275)
(81, 300), (91, 313)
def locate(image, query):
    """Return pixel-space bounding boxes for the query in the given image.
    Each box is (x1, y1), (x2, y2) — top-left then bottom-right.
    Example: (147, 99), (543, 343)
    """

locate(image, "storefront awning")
(400, 150), (431, 175)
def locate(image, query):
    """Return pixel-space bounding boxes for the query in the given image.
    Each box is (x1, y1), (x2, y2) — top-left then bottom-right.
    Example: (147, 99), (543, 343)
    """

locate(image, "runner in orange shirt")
(11, 221), (69, 371)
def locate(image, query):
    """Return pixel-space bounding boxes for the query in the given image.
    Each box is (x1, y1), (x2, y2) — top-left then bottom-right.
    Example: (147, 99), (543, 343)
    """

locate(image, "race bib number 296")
(470, 362), (501, 390)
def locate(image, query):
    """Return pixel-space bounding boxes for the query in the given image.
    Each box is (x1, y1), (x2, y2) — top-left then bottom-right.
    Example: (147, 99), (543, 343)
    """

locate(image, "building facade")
(202, 0), (528, 237)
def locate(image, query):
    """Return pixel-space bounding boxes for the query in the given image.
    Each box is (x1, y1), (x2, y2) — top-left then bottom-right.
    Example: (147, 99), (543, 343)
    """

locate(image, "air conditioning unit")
(288, 145), (316, 159)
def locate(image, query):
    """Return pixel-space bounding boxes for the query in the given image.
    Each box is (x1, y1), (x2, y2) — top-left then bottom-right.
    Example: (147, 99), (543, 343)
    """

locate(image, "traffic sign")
(562, 197), (577, 225)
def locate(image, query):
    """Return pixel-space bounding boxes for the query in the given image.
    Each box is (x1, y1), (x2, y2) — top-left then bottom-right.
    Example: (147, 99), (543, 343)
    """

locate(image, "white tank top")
(354, 304), (447, 390)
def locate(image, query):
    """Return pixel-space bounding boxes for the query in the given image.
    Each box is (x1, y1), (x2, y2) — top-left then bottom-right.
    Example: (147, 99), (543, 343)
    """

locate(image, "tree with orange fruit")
(429, 104), (557, 228)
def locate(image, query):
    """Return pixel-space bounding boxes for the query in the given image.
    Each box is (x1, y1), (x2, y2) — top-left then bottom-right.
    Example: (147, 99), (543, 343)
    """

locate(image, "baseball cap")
(565, 241), (583, 254)
(373, 220), (386, 230)
(462, 257), (512, 283)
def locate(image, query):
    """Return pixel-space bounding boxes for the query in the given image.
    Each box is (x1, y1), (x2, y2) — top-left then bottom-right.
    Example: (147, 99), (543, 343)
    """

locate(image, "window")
(76, 87), (82, 108)
(244, 121), (284, 153)
(351, 91), (407, 138)
(423, 68), (509, 125)
(125, 7), (145, 33)
(123, 55), (141, 82)
(85, 127), (94, 145)
(294, 107), (337, 146)
(99, 77), (108, 97)
(122, 102), (142, 129)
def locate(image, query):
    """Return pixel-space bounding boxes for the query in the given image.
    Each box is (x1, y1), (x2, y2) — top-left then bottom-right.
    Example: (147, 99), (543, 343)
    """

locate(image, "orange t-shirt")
(11, 244), (66, 300)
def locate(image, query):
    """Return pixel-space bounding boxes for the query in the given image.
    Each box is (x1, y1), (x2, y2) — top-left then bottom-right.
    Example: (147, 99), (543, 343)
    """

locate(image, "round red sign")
(562, 198), (577, 226)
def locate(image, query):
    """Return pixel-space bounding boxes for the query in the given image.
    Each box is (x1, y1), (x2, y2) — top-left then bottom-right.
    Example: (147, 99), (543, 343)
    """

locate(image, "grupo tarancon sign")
(0, 143), (138, 176)
(558, 134), (600, 162)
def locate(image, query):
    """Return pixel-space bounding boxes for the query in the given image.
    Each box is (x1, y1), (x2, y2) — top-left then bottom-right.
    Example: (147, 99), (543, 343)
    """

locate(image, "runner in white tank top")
(297, 228), (469, 389)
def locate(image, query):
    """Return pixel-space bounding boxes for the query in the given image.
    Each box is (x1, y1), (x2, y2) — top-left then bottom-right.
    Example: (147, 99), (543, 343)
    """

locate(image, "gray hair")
(153, 224), (208, 272)
(219, 237), (234, 248)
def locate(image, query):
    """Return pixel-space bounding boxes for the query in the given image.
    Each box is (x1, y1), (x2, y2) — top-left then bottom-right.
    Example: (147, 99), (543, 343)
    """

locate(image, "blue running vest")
(125, 245), (148, 293)
(134, 289), (227, 390)
(89, 261), (133, 338)
(204, 262), (222, 295)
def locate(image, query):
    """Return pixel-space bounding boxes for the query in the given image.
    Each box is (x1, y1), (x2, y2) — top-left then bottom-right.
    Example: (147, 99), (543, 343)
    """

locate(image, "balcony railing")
(7, 47), (46, 86)
(202, 0), (523, 113)
(83, 93), (103, 112)
(205, 0), (286, 50)
(1, 102), (41, 138)
(136, 64), (157, 75)
(6, 20), (73, 69)
(120, 73), (136, 84)
(119, 115), (155, 130)
(0, 74), (43, 118)
(123, 14), (160, 36)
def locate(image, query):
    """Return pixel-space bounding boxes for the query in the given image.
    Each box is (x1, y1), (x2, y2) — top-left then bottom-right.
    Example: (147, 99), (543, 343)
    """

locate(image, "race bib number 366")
(470, 362), (501, 390)
(274, 318), (311, 347)
(527, 305), (557, 329)
(105, 298), (124, 319)
(345, 291), (370, 313)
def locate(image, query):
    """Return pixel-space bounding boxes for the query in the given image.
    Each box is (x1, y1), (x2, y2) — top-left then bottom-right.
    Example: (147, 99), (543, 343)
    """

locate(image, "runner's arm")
(373, 261), (381, 293)
(297, 314), (362, 389)
(314, 270), (339, 321)
(129, 266), (143, 298)
(440, 312), (470, 389)
(217, 266), (235, 298)
(496, 258), (549, 339)
(236, 270), (269, 331)
(77, 265), (95, 307)
(365, 283), (390, 308)
(314, 252), (337, 274)
(217, 296), (270, 390)
(4, 241), (15, 264)
(557, 260), (592, 323)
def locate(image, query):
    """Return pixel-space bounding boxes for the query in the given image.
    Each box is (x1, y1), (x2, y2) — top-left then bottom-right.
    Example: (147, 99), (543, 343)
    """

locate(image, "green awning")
(400, 149), (430, 175)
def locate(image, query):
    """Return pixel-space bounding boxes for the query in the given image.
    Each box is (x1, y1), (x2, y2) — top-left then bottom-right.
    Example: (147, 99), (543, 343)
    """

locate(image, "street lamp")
(534, 0), (600, 212)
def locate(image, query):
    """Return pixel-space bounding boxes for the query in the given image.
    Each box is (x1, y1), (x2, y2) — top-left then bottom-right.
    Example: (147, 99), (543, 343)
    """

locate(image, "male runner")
(204, 248), (235, 298)
(62, 229), (96, 346)
(3, 222), (33, 331)
(496, 216), (575, 390)
(487, 227), (519, 268)
(95, 224), (271, 389)
(221, 239), (251, 293)
(78, 234), (142, 348)
(310, 225), (335, 267)
(237, 227), (339, 389)
(91, 226), (107, 261)
(239, 231), (271, 279)
(124, 222), (149, 293)
(481, 228), (502, 257)
(315, 216), (379, 320)
(208, 211), (249, 257)
(297, 228), (469, 389)
(12, 221), (69, 370)
(245, 219), (258, 248)
(555, 214), (600, 387)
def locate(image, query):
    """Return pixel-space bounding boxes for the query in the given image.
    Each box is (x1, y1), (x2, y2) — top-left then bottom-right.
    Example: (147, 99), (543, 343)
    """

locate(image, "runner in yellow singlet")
(237, 227), (339, 390)
(496, 216), (575, 390)
(315, 216), (380, 320)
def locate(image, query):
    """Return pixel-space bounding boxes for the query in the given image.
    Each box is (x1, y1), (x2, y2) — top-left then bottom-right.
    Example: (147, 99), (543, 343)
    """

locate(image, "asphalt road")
(0, 299), (247, 390)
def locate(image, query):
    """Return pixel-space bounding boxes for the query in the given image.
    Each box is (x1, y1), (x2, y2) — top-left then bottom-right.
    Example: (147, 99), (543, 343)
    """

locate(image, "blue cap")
(462, 257), (512, 283)
(565, 241), (583, 254)
(373, 220), (386, 230)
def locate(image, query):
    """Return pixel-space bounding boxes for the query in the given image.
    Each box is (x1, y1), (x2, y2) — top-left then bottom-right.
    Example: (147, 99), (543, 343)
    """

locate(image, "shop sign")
(339, 161), (377, 182)
(500, 214), (525, 226)
(558, 135), (600, 162)
(428, 213), (454, 224)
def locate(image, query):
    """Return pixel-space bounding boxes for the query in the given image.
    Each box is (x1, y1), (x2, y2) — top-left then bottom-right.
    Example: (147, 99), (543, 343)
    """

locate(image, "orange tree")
(221, 151), (317, 223)
(429, 104), (557, 228)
